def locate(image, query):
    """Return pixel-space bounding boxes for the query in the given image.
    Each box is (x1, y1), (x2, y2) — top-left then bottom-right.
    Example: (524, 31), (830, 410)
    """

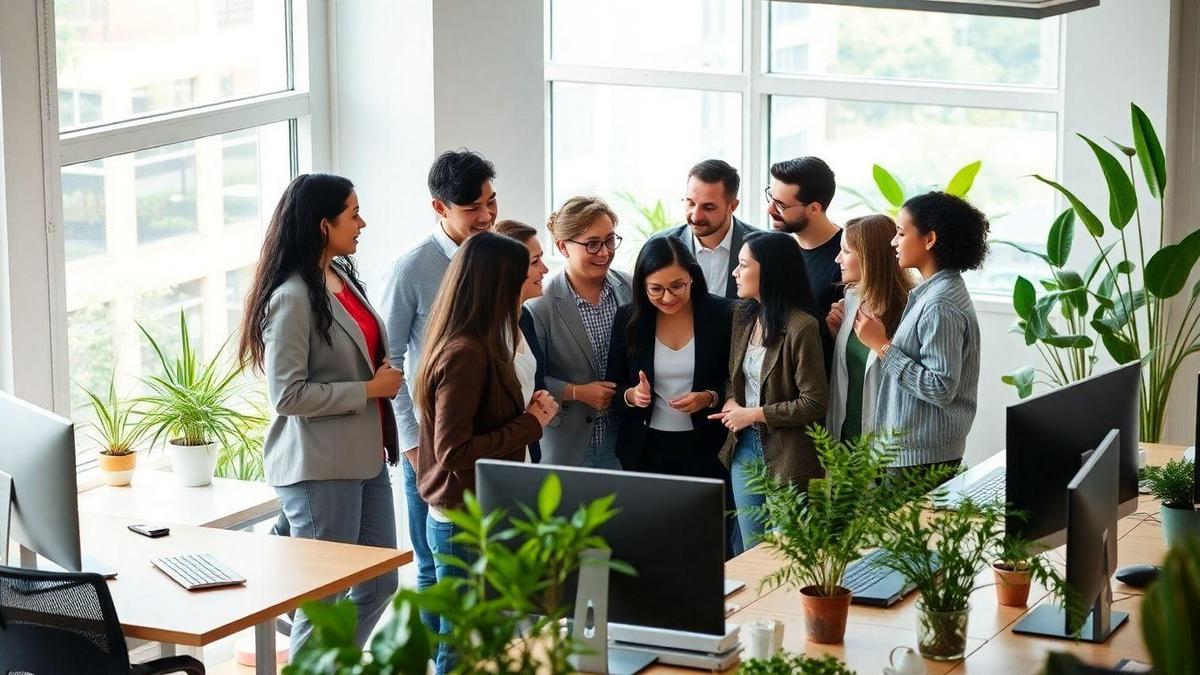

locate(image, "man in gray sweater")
(378, 150), (497, 629)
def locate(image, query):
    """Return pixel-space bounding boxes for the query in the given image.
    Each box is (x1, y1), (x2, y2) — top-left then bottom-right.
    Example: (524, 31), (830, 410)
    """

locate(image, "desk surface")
(79, 469), (280, 530)
(648, 443), (1185, 674)
(82, 512), (411, 646)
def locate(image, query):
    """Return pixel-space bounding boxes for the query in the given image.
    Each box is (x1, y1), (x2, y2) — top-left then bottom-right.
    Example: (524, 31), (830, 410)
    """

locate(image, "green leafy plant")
(78, 373), (145, 456)
(287, 474), (631, 674)
(998, 102), (1200, 442)
(741, 651), (856, 675)
(842, 160), (982, 218)
(1142, 536), (1200, 675)
(214, 407), (267, 481)
(743, 426), (956, 598)
(134, 310), (263, 448)
(615, 190), (675, 240)
(1143, 459), (1196, 509)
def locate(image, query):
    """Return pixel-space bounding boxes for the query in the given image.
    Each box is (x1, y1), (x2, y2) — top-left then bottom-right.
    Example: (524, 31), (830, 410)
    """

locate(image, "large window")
(54, 0), (312, 469)
(547, 0), (1063, 293)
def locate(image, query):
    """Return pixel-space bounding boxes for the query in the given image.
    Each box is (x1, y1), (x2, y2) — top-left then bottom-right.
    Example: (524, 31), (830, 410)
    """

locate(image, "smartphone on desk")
(128, 523), (170, 538)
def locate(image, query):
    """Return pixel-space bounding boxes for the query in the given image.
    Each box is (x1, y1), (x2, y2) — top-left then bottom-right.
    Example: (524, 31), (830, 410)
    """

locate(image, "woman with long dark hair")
(239, 173), (404, 656)
(606, 236), (732, 477)
(414, 231), (559, 673)
(709, 231), (829, 553)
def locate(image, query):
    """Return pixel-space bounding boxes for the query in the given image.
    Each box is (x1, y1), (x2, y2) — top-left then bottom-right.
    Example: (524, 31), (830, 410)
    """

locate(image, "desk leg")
(255, 619), (277, 675)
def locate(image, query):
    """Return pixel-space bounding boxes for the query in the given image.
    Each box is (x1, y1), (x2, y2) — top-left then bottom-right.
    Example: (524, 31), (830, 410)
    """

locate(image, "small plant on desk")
(79, 373), (146, 487)
(741, 426), (955, 645)
(742, 651), (856, 675)
(1142, 458), (1199, 548)
(991, 525), (1070, 609)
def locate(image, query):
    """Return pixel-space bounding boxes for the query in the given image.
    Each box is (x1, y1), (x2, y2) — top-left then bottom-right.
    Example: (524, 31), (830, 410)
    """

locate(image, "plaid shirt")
(570, 278), (618, 448)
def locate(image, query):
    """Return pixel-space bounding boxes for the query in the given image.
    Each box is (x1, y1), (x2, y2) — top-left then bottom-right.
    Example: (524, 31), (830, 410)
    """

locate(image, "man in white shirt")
(657, 159), (756, 299)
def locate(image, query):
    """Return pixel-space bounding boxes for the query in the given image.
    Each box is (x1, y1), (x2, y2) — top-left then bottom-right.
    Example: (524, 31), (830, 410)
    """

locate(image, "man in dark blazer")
(655, 159), (757, 299)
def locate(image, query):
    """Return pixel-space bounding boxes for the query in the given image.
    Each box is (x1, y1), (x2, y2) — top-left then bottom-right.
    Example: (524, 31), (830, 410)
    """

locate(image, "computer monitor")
(0, 391), (83, 571)
(474, 460), (725, 636)
(1006, 362), (1141, 546)
(1013, 429), (1129, 642)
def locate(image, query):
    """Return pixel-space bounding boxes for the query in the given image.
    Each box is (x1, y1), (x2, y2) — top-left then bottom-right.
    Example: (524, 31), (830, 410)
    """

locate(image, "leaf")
(1098, 328), (1140, 364)
(1080, 134), (1137, 229)
(1013, 276), (1036, 320)
(1145, 228), (1200, 298)
(1043, 334), (1094, 349)
(1002, 365), (1036, 398)
(537, 471), (562, 520)
(1107, 136), (1137, 157)
(1045, 209), (1075, 267)
(1053, 270), (1084, 290)
(991, 239), (1050, 265)
(1033, 175), (1105, 238)
(945, 160), (982, 197)
(1083, 242), (1118, 286)
(873, 164), (905, 207)
(1132, 103), (1167, 198)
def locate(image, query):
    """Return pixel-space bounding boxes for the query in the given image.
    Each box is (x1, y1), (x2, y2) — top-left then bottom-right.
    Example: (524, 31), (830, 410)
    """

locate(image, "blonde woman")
(526, 196), (632, 468)
(825, 215), (915, 442)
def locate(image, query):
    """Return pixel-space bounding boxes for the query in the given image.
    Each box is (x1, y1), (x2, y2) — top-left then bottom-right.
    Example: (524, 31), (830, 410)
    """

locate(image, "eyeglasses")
(646, 280), (692, 299)
(763, 187), (806, 213)
(566, 234), (623, 255)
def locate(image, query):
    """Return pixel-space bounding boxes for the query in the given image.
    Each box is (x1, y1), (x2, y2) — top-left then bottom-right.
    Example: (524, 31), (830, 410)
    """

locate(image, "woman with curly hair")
(853, 191), (986, 469)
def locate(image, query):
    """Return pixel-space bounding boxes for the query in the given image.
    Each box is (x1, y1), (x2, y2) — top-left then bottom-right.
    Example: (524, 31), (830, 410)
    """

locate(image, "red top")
(334, 286), (386, 458)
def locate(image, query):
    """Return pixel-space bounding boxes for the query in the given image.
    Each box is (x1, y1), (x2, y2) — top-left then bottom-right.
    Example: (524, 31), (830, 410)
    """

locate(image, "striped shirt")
(876, 270), (980, 467)
(569, 279), (618, 449)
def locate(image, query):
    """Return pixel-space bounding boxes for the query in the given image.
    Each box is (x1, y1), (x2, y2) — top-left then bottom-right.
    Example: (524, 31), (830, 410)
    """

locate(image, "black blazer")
(605, 295), (734, 471)
(659, 217), (757, 299)
(519, 306), (547, 462)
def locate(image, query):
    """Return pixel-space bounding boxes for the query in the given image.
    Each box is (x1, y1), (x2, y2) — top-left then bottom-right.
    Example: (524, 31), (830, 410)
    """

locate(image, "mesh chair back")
(0, 564), (131, 675)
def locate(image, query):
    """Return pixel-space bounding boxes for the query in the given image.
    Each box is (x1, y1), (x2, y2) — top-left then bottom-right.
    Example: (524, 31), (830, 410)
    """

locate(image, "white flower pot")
(168, 441), (218, 487)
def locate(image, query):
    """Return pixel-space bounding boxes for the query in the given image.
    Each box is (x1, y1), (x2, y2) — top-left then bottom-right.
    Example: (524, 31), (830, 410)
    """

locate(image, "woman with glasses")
(606, 236), (732, 479)
(526, 196), (632, 468)
(710, 231), (829, 553)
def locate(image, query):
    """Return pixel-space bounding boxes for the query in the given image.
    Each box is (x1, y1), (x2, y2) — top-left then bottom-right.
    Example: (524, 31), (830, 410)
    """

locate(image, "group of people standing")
(236, 149), (989, 669)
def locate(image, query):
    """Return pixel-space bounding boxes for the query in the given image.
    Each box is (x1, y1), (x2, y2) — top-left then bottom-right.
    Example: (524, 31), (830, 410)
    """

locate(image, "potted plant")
(990, 524), (1066, 608)
(135, 311), (262, 487)
(1143, 458), (1200, 547)
(79, 375), (145, 486)
(742, 426), (955, 644)
(742, 651), (856, 674)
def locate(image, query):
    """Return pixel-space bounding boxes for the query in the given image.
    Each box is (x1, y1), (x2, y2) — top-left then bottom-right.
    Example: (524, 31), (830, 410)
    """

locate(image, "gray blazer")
(658, 216), (756, 299)
(262, 269), (398, 486)
(525, 270), (632, 466)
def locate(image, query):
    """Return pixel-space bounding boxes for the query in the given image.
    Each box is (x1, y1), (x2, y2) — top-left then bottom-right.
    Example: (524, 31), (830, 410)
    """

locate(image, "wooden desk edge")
(121, 549), (414, 646)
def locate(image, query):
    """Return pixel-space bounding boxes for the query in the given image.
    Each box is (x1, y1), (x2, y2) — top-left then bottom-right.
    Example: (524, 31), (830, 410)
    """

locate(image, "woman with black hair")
(854, 191), (985, 469)
(710, 231), (829, 553)
(606, 237), (733, 478)
(239, 174), (404, 655)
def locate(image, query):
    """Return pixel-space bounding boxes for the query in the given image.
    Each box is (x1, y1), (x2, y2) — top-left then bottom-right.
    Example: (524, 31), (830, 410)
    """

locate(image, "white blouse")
(513, 332), (537, 407)
(650, 337), (695, 432)
(743, 342), (766, 408)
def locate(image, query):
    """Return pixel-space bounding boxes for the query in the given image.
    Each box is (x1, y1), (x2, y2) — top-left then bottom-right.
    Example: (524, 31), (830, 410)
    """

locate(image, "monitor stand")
(1013, 547), (1128, 643)
(1, 469), (115, 577)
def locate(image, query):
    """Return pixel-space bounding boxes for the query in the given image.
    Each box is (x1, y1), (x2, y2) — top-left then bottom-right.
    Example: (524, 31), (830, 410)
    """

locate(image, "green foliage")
(1000, 102), (1200, 443)
(1143, 459), (1196, 509)
(78, 373), (145, 456)
(287, 475), (631, 674)
(214, 403), (268, 481)
(742, 651), (856, 675)
(1142, 537), (1200, 675)
(615, 191), (675, 241)
(742, 426), (956, 598)
(134, 310), (263, 448)
(843, 161), (982, 218)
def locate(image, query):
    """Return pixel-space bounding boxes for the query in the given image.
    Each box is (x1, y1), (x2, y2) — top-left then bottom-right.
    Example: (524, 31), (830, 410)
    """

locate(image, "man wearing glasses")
(657, 159), (757, 299)
(764, 156), (844, 319)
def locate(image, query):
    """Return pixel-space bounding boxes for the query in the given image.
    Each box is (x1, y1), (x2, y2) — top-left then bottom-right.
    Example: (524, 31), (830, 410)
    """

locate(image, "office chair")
(0, 565), (205, 675)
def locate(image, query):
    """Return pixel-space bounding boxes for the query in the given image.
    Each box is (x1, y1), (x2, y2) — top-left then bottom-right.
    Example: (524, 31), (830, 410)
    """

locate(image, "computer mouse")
(1115, 564), (1160, 588)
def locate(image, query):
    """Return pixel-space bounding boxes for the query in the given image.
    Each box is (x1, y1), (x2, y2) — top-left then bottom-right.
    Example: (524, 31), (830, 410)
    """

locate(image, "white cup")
(884, 646), (927, 675)
(1138, 447), (1148, 469)
(743, 620), (777, 660)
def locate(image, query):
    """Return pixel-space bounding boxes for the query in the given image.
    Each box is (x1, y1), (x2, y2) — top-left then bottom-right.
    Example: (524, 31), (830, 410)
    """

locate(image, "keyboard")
(842, 549), (893, 594)
(939, 467), (1006, 509)
(151, 553), (246, 590)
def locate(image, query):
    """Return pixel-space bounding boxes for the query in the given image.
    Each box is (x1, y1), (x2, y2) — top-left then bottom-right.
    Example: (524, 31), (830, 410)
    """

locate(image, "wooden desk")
(82, 512), (411, 675)
(645, 444), (1183, 674)
(79, 469), (280, 530)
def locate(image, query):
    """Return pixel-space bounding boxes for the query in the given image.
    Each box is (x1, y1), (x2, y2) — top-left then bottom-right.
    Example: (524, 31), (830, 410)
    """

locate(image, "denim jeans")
(274, 464), (398, 657)
(426, 514), (472, 675)
(730, 428), (767, 555)
(402, 456), (437, 631)
(582, 427), (623, 470)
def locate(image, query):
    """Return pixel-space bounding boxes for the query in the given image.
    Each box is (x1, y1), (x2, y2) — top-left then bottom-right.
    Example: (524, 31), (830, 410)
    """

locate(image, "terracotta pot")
(97, 451), (136, 486)
(800, 585), (852, 644)
(993, 563), (1032, 607)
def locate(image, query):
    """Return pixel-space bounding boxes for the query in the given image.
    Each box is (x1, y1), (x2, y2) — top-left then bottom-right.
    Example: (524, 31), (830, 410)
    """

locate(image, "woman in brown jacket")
(414, 232), (559, 673)
(710, 231), (830, 554)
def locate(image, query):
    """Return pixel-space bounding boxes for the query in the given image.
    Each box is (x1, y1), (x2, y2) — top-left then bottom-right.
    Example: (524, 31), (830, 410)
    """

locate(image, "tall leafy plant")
(843, 160), (982, 217)
(79, 373), (145, 456)
(998, 103), (1200, 442)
